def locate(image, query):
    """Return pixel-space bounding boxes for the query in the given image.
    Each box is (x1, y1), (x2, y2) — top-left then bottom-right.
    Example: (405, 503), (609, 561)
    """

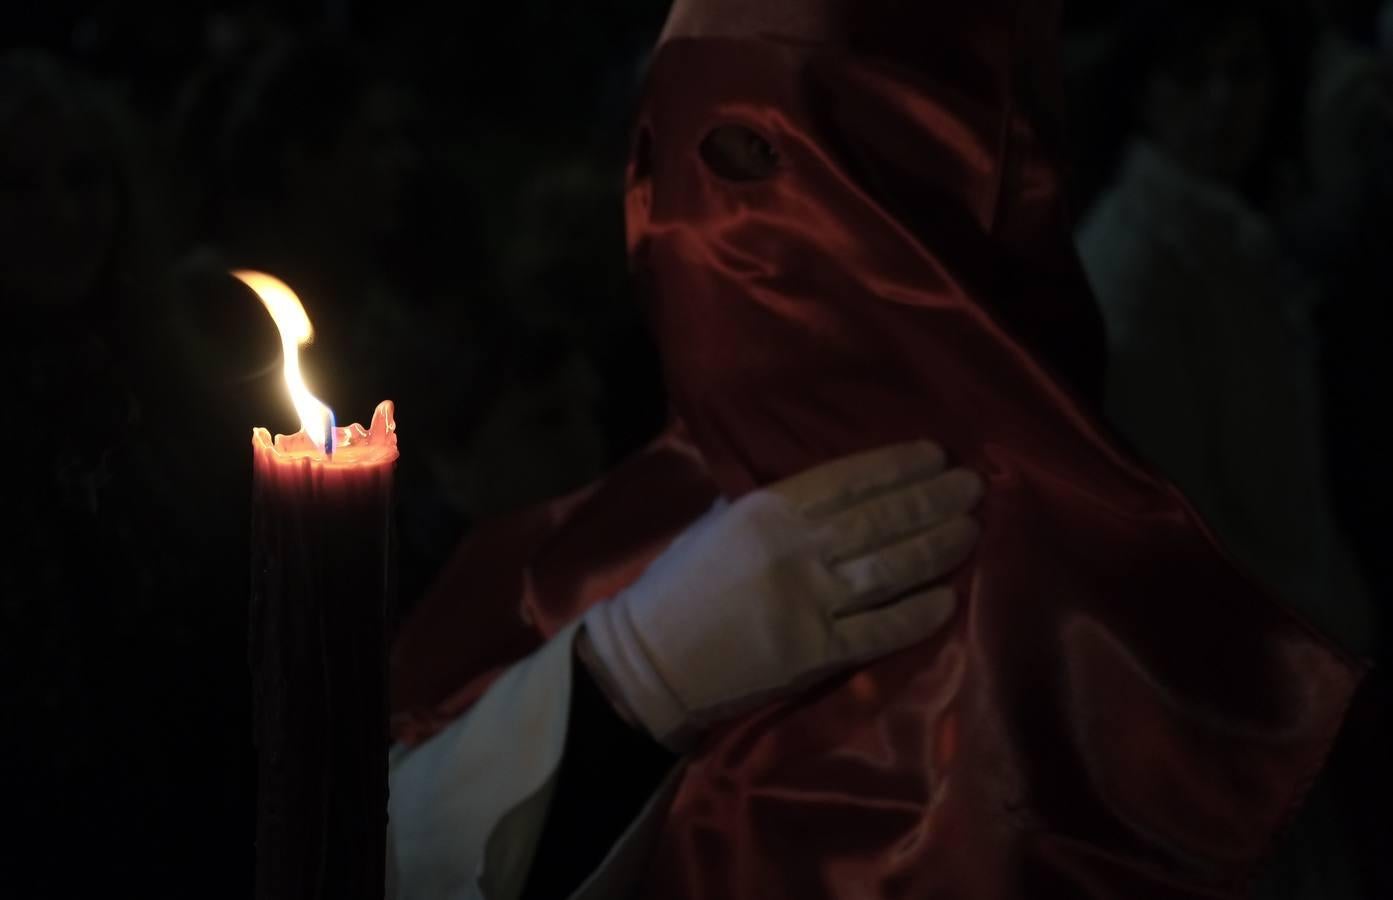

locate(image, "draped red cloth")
(391, 1), (1365, 896)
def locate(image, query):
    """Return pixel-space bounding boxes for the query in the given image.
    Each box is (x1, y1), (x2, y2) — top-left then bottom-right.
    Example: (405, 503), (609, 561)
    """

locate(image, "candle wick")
(325, 410), (336, 459)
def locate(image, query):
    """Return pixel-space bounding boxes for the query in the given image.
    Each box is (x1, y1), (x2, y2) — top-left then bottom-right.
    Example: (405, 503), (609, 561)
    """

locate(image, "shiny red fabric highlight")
(391, 1), (1363, 896)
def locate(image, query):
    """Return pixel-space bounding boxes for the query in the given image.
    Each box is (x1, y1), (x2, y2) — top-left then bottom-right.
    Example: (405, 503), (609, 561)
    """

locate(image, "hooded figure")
(389, 1), (1364, 897)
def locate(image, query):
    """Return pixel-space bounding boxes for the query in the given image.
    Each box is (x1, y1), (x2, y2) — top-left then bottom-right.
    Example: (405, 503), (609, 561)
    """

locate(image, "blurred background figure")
(1076, 0), (1373, 654)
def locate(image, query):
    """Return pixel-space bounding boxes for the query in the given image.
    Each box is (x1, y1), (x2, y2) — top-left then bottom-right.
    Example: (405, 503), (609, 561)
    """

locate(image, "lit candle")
(238, 271), (398, 900)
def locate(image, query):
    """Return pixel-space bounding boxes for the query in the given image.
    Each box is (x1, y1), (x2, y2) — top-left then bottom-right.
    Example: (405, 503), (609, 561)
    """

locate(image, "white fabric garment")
(388, 622), (678, 900)
(1077, 141), (1375, 654)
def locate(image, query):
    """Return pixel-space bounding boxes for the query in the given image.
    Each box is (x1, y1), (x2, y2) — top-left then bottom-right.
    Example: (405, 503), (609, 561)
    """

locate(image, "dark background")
(3, 1), (1391, 896)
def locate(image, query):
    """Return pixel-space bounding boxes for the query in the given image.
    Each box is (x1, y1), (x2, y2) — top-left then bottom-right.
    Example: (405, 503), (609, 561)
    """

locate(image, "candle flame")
(234, 270), (335, 454)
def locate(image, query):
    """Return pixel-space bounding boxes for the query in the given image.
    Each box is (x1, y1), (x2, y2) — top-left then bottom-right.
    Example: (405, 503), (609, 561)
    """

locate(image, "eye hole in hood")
(699, 123), (781, 182)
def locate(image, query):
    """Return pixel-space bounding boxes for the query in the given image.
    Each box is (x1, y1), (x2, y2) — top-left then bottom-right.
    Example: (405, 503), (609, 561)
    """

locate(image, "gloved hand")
(581, 441), (983, 748)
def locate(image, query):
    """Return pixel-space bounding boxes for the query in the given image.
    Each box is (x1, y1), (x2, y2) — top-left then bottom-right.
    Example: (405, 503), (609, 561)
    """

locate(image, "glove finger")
(829, 516), (979, 616)
(822, 468), (983, 563)
(770, 441), (948, 520)
(832, 585), (958, 660)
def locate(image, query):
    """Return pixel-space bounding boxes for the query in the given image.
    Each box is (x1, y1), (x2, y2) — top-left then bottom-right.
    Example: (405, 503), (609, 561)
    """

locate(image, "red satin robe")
(392, 1), (1365, 896)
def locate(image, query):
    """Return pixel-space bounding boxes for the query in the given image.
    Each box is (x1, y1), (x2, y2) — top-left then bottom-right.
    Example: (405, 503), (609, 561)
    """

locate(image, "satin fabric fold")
(392, 1), (1363, 896)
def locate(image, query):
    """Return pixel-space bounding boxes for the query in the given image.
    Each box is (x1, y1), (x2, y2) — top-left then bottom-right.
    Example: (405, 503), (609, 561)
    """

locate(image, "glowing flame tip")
(234, 269), (335, 455)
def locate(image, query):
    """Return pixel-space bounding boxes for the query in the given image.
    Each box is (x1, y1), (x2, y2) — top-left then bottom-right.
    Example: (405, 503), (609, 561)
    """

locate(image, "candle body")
(250, 403), (397, 900)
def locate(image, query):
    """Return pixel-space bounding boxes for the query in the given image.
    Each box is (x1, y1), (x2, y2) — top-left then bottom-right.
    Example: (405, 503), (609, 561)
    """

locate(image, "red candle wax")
(250, 400), (398, 900)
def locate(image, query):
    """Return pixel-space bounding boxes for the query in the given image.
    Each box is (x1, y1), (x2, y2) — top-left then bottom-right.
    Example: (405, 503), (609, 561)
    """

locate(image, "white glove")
(582, 441), (982, 748)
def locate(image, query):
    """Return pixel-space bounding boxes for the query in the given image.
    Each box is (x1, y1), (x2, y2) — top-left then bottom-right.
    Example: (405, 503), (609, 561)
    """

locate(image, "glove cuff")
(581, 598), (691, 749)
